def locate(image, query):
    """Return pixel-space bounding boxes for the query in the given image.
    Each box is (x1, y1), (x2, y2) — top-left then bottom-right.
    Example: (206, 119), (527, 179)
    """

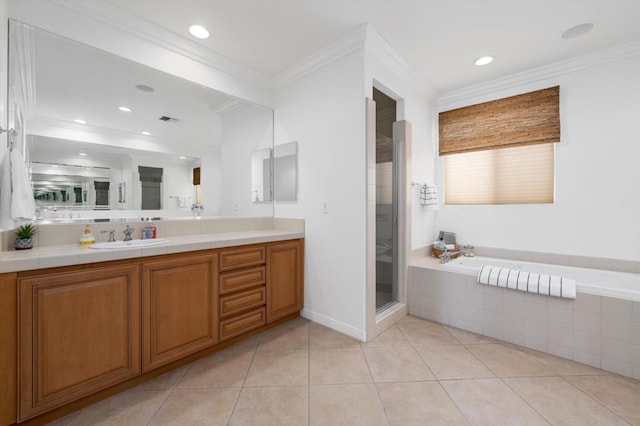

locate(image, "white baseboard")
(300, 308), (366, 342)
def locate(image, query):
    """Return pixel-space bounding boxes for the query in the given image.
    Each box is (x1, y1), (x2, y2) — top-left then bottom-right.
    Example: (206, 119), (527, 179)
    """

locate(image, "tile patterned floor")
(50, 315), (640, 425)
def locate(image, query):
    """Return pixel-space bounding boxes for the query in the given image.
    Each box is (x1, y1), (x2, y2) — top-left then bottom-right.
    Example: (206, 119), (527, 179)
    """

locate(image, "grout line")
(558, 375), (633, 424)
(143, 385), (175, 426)
(498, 377), (553, 425)
(227, 330), (262, 424)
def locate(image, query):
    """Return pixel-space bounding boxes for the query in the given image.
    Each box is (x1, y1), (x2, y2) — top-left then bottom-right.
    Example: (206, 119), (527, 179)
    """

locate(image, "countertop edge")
(0, 230), (304, 273)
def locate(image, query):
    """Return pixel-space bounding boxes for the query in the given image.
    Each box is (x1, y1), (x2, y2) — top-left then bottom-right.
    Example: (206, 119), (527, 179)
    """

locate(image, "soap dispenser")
(80, 224), (96, 245)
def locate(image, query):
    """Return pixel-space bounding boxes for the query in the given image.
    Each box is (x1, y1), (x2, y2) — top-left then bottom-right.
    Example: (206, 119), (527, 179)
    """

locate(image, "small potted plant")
(14, 223), (37, 250)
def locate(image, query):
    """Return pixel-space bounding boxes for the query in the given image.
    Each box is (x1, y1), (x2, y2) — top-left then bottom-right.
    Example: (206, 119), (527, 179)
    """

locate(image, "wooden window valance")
(438, 86), (560, 155)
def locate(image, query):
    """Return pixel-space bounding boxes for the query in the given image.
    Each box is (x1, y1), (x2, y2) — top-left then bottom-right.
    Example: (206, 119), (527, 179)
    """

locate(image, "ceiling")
(106, 0), (640, 93)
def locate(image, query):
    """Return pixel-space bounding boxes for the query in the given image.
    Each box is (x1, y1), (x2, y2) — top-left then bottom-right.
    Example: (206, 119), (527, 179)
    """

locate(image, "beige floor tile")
(225, 334), (261, 353)
(244, 349), (308, 386)
(178, 347), (254, 388)
(148, 388), (240, 425)
(258, 323), (309, 351)
(398, 314), (427, 324)
(281, 316), (311, 329)
(566, 375), (640, 424)
(67, 390), (170, 426)
(441, 378), (547, 425)
(443, 325), (500, 344)
(310, 384), (387, 426)
(310, 347), (371, 384)
(377, 381), (468, 425)
(230, 386), (308, 426)
(134, 366), (189, 391)
(362, 324), (411, 348)
(309, 323), (361, 349)
(467, 344), (553, 377)
(505, 376), (627, 425)
(414, 344), (495, 380)
(364, 345), (435, 382)
(398, 320), (459, 345)
(520, 347), (608, 376)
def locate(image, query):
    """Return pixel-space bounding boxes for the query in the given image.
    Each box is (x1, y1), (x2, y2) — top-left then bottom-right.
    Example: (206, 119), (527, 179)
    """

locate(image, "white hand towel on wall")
(420, 184), (439, 211)
(0, 148), (36, 230)
(477, 265), (576, 299)
(0, 150), (11, 230)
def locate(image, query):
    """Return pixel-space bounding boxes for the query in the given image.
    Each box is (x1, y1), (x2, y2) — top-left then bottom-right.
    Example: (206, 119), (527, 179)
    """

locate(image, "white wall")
(435, 54), (640, 262)
(219, 104), (274, 217)
(274, 50), (368, 338)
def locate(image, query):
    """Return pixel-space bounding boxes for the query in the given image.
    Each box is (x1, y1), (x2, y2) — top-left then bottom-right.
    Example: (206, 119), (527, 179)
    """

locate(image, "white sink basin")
(88, 238), (169, 249)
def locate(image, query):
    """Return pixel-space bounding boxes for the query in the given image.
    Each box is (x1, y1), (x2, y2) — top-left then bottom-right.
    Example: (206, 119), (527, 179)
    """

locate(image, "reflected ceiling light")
(474, 56), (494, 66)
(561, 23), (595, 39)
(141, 131), (151, 135)
(78, 153), (87, 156)
(74, 119), (87, 124)
(189, 24), (209, 39)
(118, 106), (133, 112)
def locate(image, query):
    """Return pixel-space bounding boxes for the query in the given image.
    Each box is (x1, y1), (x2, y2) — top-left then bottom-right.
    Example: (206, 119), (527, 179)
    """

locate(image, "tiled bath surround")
(409, 257), (640, 380)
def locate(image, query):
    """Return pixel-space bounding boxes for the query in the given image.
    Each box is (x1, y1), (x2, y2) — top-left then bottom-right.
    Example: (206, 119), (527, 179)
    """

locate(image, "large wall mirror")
(7, 20), (274, 221)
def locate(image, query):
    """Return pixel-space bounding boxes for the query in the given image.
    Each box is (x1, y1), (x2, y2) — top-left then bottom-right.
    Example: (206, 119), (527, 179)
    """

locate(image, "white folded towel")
(477, 265), (576, 299)
(0, 150), (11, 229)
(420, 184), (439, 211)
(497, 268), (509, 288)
(0, 148), (36, 230)
(517, 272), (530, 292)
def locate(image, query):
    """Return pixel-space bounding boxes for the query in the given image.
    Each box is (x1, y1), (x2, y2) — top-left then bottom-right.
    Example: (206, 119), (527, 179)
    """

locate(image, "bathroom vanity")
(0, 232), (303, 425)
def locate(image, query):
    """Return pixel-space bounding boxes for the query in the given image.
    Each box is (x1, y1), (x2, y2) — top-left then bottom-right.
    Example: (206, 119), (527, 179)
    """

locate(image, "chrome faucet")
(101, 230), (116, 242)
(123, 225), (135, 241)
(439, 250), (452, 264)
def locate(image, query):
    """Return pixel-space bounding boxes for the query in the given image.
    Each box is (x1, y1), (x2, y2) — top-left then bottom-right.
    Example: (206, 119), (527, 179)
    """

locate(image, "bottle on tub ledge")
(142, 218), (157, 239)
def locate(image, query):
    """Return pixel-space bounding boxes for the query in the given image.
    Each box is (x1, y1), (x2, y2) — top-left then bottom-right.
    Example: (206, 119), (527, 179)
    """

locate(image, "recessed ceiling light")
(74, 119), (87, 124)
(474, 56), (494, 66)
(118, 106), (133, 112)
(561, 23), (595, 39)
(135, 84), (155, 93)
(179, 156), (187, 159)
(141, 131), (151, 136)
(189, 24), (209, 39)
(79, 153), (87, 156)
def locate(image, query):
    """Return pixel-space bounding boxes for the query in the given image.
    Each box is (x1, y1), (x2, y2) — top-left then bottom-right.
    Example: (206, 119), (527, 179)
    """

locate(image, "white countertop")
(0, 229), (304, 273)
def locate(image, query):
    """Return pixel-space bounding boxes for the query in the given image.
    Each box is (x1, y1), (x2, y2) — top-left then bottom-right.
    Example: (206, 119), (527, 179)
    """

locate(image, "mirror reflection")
(251, 141), (298, 203)
(8, 20), (274, 220)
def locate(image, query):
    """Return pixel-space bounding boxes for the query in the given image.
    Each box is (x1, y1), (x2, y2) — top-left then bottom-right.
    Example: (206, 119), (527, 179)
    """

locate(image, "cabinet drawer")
(220, 307), (266, 341)
(219, 246), (266, 271)
(220, 266), (266, 295)
(220, 286), (266, 319)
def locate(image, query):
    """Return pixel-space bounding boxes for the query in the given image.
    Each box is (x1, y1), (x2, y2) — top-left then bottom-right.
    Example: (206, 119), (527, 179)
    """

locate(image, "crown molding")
(274, 24), (368, 89)
(51, 0), (273, 91)
(364, 25), (436, 98)
(437, 40), (640, 109)
(214, 98), (247, 116)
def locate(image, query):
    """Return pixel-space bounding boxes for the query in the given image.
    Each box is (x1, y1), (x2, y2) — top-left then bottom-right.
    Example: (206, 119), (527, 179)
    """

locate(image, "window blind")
(444, 143), (554, 204)
(439, 86), (560, 155)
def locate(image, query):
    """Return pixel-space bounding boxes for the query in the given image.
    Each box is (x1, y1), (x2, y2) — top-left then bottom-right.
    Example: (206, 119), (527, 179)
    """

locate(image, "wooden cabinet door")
(19, 264), (140, 421)
(142, 254), (218, 372)
(266, 240), (303, 323)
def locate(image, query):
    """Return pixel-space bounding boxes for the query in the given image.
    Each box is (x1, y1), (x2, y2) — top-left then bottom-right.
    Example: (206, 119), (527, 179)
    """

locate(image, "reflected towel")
(477, 265), (576, 299)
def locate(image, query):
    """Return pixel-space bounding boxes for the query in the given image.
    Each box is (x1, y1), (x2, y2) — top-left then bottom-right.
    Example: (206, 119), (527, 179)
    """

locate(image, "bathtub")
(408, 255), (640, 379)
(441, 256), (640, 302)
